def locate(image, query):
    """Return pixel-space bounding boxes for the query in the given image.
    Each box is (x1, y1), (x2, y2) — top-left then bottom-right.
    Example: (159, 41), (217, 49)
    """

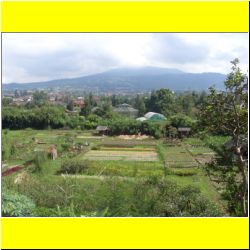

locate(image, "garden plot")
(102, 139), (157, 147)
(186, 147), (215, 165)
(164, 146), (199, 168)
(101, 147), (156, 151)
(83, 149), (159, 162)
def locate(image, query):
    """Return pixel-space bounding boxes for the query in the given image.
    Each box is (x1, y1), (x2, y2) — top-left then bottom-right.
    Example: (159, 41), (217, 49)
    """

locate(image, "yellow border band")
(1, 218), (249, 249)
(1, 1), (249, 32)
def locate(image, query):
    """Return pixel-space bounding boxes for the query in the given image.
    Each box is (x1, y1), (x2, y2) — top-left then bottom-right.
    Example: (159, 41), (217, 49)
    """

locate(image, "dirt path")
(2, 165), (23, 177)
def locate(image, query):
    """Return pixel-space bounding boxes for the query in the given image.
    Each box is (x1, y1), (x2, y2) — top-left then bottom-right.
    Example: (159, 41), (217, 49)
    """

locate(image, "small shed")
(96, 126), (109, 135)
(177, 127), (191, 138)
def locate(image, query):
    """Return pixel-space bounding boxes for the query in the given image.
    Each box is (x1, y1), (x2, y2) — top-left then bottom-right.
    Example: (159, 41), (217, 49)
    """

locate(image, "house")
(144, 112), (166, 121)
(177, 127), (191, 138)
(96, 126), (109, 136)
(73, 99), (85, 108)
(12, 98), (25, 106)
(113, 103), (139, 118)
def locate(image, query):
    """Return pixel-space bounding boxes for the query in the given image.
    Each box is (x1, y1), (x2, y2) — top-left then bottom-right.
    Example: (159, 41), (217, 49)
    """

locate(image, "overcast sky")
(2, 33), (248, 83)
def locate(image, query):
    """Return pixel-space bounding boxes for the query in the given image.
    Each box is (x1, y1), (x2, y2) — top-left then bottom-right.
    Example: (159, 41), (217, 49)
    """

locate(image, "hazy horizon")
(2, 33), (248, 84)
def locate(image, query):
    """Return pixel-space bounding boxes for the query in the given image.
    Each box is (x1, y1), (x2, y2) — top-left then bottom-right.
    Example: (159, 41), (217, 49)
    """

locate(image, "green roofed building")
(136, 112), (166, 122)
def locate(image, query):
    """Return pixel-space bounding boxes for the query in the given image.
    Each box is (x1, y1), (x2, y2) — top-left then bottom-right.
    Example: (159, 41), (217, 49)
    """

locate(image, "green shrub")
(91, 145), (100, 150)
(10, 143), (17, 156)
(2, 145), (10, 161)
(168, 168), (198, 176)
(3, 129), (9, 136)
(60, 159), (91, 174)
(33, 151), (48, 173)
(170, 114), (195, 128)
(61, 143), (71, 151)
(2, 192), (36, 217)
(132, 177), (223, 217)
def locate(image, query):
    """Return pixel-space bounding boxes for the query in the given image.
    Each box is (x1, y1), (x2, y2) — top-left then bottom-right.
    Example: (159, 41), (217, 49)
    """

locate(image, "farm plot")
(83, 149), (159, 161)
(164, 146), (199, 168)
(101, 139), (157, 147)
(187, 147), (215, 165)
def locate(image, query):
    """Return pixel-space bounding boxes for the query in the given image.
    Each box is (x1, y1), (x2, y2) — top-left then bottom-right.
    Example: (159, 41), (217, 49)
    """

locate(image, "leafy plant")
(60, 159), (91, 174)
(33, 151), (48, 173)
(2, 192), (35, 217)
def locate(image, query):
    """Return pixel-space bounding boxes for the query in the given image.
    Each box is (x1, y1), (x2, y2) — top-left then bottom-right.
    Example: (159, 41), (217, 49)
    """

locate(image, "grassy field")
(2, 129), (228, 217)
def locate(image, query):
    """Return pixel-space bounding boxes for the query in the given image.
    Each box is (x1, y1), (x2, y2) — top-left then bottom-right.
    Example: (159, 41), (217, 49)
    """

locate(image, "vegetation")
(200, 59), (248, 216)
(1, 128), (225, 217)
(2, 59), (248, 217)
(2, 191), (35, 217)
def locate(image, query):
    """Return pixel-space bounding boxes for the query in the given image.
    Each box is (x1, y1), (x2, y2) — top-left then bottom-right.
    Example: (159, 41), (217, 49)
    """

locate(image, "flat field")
(83, 149), (159, 161)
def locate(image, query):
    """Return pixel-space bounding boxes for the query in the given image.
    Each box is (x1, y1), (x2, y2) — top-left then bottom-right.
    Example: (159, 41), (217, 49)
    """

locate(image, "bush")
(60, 159), (91, 174)
(168, 168), (198, 176)
(2, 145), (10, 161)
(91, 145), (101, 150)
(132, 177), (223, 217)
(2, 191), (35, 217)
(170, 114), (195, 128)
(33, 151), (48, 173)
(10, 143), (17, 156)
(61, 143), (71, 151)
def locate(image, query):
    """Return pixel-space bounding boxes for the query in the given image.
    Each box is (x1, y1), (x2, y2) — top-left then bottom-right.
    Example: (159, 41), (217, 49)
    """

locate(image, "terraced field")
(164, 146), (199, 168)
(83, 149), (159, 161)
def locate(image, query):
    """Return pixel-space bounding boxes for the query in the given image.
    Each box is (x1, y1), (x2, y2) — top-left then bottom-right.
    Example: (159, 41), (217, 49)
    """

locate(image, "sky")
(2, 33), (249, 83)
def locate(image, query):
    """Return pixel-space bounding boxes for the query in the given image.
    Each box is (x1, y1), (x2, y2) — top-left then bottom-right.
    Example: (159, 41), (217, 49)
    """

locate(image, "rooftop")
(96, 126), (109, 131)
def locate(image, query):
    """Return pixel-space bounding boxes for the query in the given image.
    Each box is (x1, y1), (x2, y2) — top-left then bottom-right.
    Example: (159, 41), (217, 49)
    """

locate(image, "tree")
(14, 89), (20, 98)
(32, 91), (48, 106)
(135, 95), (146, 116)
(66, 100), (74, 111)
(102, 100), (113, 118)
(169, 114), (195, 128)
(200, 59), (248, 216)
(2, 97), (12, 106)
(146, 89), (175, 116)
(80, 99), (91, 116)
(88, 92), (95, 106)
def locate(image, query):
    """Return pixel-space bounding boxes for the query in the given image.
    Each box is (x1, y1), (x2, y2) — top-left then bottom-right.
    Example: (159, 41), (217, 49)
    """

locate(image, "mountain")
(2, 67), (226, 92)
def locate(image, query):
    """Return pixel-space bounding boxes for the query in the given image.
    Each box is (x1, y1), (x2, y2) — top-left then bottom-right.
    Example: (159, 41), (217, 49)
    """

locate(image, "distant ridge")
(3, 66), (226, 92)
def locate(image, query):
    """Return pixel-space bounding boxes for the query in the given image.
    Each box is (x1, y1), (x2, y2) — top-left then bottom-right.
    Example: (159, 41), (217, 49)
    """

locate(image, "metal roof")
(177, 127), (191, 132)
(144, 112), (166, 120)
(96, 126), (109, 131)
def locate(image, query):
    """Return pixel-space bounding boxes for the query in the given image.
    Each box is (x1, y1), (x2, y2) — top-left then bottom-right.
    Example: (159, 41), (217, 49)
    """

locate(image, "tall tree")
(32, 91), (48, 106)
(200, 59), (248, 216)
(80, 99), (91, 116)
(147, 89), (175, 116)
(66, 100), (74, 111)
(135, 95), (146, 116)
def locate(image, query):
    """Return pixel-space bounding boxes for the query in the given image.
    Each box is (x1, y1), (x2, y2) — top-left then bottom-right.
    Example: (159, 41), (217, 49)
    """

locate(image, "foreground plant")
(200, 59), (248, 216)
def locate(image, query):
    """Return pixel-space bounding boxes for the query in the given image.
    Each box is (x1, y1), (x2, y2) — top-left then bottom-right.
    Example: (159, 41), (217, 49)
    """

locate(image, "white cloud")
(2, 33), (248, 83)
